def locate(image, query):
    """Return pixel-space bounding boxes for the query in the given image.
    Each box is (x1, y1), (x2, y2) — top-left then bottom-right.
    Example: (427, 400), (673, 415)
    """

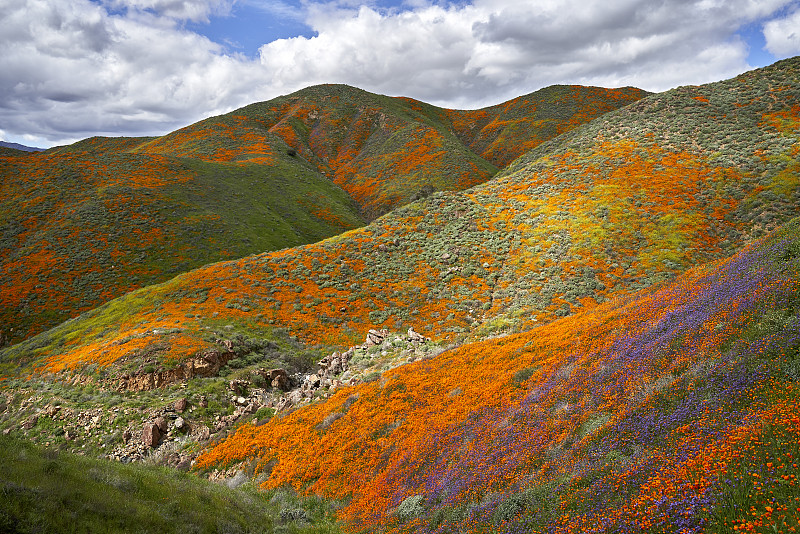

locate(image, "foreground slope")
(0, 433), (342, 534)
(2, 57), (797, 380)
(0, 84), (642, 346)
(196, 216), (800, 533)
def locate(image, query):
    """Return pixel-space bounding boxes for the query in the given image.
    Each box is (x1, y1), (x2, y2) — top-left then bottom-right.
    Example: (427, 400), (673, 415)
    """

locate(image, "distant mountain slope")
(442, 84), (649, 167)
(0, 143), (365, 345)
(134, 83), (644, 219)
(2, 57), (797, 383)
(196, 215), (800, 534)
(0, 141), (44, 152)
(0, 84), (641, 346)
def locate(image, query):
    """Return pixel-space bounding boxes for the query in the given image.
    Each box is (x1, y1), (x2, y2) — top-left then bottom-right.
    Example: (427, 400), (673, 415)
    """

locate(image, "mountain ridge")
(4, 57), (795, 376)
(0, 82), (643, 346)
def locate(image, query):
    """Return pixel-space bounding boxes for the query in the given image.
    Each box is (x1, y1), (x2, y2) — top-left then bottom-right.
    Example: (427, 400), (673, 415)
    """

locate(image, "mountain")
(0, 141), (44, 152)
(0, 84), (644, 346)
(3, 58), (796, 379)
(0, 58), (798, 533)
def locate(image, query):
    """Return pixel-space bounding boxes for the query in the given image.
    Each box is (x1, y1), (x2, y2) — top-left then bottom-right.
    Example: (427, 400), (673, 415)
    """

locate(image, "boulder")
(229, 380), (248, 395)
(43, 404), (61, 417)
(154, 416), (168, 434)
(142, 423), (161, 448)
(407, 327), (427, 343)
(174, 417), (186, 430)
(268, 369), (291, 391)
(365, 329), (388, 347)
(22, 415), (38, 430)
(173, 398), (188, 412)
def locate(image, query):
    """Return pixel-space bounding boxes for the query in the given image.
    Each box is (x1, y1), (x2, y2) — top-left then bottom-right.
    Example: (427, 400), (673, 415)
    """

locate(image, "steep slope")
(442, 84), (649, 167)
(0, 141), (365, 346)
(0, 84), (642, 346)
(134, 84), (645, 219)
(135, 85), (497, 220)
(196, 215), (800, 533)
(2, 57), (796, 380)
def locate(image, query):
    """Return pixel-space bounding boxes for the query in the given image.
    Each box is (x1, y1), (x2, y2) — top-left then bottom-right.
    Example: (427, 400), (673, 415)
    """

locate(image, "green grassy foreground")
(0, 434), (343, 534)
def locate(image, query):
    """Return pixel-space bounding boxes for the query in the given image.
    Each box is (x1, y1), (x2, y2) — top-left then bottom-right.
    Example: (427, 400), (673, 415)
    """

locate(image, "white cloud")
(0, 0), (271, 145)
(764, 6), (800, 55)
(1, 0), (798, 147)
(258, 0), (796, 109)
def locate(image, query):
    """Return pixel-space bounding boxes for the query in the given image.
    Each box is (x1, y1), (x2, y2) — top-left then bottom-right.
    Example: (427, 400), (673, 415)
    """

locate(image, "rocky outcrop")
(264, 368), (291, 391)
(117, 346), (236, 392)
(173, 398), (188, 412)
(269, 327), (431, 412)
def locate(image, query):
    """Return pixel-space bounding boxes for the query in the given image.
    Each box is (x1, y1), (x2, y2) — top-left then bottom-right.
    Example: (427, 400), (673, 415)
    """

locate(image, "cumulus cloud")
(257, 0), (795, 108)
(0, 0), (269, 145)
(763, 6), (800, 55)
(1, 0), (798, 146)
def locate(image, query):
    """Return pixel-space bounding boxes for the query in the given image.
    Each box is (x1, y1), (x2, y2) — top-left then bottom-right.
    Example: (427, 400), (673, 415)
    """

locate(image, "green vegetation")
(0, 433), (343, 534)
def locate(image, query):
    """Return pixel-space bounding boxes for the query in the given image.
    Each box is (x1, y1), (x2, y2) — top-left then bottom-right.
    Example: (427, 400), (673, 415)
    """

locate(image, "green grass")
(0, 433), (345, 534)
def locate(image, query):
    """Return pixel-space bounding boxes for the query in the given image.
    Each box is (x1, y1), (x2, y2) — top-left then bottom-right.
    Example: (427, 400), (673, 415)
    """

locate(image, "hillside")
(0, 84), (643, 346)
(0, 57), (798, 533)
(0, 140), (365, 346)
(0, 433), (342, 534)
(195, 214), (800, 533)
(2, 57), (797, 381)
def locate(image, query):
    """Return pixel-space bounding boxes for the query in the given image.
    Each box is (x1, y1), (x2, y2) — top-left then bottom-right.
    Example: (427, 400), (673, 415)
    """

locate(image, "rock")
(154, 416), (168, 434)
(43, 404), (61, 417)
(117, 348), (237, 392)
(22, 415), (38, 430)
(199, 396), (208, 408)
(192, 425), (211, 441)
(174, 417), (186, 430)
(287, 390), (304, 405)
(122, 429), (132, 443)
(142, 423), (161, 448)
(303, 375), (321, 390)
(229, 380), (248, 395)
(365, 329), (388, 347)
(2, 428), (11, 435)
(243, 404), (257, 414)
(174, 398), (188, 412)
(407, 327), (427, 343)
(268, 369), (291, 391)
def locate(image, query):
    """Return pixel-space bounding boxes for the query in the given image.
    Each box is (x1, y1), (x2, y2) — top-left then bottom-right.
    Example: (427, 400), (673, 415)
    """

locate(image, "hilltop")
(0, 84), (644, 346)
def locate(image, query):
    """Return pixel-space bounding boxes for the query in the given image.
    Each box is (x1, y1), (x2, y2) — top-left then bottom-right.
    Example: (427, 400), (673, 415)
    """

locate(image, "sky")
(1, 0), (800, 148)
